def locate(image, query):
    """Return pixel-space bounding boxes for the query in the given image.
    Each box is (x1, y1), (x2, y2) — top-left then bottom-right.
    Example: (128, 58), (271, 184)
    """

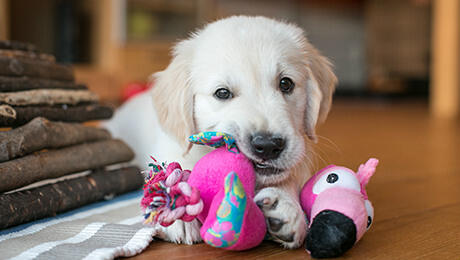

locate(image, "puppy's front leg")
(254, 185), (307, 249)
(155, 219), (202, 245)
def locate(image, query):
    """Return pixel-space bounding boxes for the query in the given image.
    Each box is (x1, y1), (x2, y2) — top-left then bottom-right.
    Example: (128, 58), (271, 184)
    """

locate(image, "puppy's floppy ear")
(151, 39), (196, 149)
(304, 44), (337, 142)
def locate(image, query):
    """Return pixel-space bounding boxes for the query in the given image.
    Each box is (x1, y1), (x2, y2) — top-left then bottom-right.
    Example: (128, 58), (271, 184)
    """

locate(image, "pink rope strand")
(141, 159), (203, 227)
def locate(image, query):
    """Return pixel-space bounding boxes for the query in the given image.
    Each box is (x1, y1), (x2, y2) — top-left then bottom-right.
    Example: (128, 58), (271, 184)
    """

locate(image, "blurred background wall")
(0, 0), (458, 118)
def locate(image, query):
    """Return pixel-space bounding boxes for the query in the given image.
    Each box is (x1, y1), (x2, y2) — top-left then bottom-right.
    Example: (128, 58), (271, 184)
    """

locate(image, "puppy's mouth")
(252, 161), (284, 176)
(222, 129), (288, 177)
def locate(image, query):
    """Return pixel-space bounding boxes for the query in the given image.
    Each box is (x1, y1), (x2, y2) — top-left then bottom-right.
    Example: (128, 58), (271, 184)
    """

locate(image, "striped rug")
(0, 191), (156, 260)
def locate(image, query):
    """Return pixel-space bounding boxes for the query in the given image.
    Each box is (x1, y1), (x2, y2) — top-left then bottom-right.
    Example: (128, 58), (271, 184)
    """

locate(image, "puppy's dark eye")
(214, 88), (233, 100)
(279, 77), (295, 94)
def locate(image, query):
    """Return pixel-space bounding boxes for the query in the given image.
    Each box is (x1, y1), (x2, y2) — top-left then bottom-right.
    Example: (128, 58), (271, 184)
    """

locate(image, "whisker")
(315, 135), (341, 154)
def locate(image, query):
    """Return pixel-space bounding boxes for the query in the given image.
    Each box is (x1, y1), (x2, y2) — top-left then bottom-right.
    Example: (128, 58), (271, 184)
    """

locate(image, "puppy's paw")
(255, 187), (307, 249)
(155, 219), (202, 245)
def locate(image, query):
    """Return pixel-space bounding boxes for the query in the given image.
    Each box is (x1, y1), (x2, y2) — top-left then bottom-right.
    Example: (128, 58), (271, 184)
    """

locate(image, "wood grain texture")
(0, 103), (114, 127)
(0, 49), (55, 62)
(0, 117), (111, 162)
(0, 166), (143, 229)
(0, 75), (87, 92)
(0, 139), (134, 192)
(0, 89), (98, 106)
(0, 56), (74, 81)
(130, 100), (460, 259)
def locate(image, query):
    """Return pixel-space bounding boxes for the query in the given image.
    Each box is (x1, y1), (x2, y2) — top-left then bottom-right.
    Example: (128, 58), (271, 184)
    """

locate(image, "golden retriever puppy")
(106, 15), (336, 248)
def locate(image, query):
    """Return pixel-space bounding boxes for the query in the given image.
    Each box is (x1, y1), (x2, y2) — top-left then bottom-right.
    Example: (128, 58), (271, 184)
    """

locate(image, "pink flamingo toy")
(141, 132), (266, 251)
(300, 158), (379, 258)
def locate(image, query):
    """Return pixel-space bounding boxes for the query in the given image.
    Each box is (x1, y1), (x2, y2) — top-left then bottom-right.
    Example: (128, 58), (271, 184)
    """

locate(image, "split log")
(0, 56), (74, 81)
(0, 139), (135, 192)
(0, 49), (55, 62)
(0, 89), (98, 106)
(0, 166), (143, 229)
(0, 104), (114, 127)
(0, 76), (86, 92)
(0, 104), (15, 126)
(0, 117), (111, 162)
(0, 40), (37, 52)
(0, 104), (15, 120)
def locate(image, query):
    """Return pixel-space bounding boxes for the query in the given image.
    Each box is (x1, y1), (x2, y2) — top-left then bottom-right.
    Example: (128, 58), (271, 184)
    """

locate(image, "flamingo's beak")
(305, 210), (356, 258)
(305, 187), (368, 258)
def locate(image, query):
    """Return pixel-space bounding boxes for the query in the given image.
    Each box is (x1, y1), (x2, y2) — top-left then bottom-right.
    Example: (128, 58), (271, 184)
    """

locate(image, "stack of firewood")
(0, 41), (143, 229)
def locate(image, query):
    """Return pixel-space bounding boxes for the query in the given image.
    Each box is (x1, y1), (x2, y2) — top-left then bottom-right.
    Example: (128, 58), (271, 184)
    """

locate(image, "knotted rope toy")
(141, 157), (204, 227)
(141, 132), (267, 250)
(141, 132), (238, 227)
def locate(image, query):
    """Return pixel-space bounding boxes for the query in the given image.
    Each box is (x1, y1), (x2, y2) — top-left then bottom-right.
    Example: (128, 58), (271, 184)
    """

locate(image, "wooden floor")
(129, 99), (460, 260)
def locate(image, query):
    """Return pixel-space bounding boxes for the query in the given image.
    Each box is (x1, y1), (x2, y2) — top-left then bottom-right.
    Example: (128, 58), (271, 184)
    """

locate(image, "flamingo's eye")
(312, 168), (361, 195)
(326, 173), (339, 183)
(365, 200), (374, 230)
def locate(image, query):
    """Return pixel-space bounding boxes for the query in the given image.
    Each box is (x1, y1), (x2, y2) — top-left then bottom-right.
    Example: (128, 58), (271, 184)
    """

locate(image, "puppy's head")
(152, 16), (336, 185)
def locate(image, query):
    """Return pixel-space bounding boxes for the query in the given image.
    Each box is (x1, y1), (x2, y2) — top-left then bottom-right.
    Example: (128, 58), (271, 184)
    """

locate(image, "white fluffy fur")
(105, 16), (336, 249)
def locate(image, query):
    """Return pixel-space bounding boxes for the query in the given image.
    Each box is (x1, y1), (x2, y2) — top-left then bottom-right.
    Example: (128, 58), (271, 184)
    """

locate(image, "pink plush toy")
(141, 132), (378, 255)
(141, 132), (266, 250)
(300, 158), (378, 258)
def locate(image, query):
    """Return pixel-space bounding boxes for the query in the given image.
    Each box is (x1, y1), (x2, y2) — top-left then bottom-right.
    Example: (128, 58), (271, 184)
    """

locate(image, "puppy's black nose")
(250, 133), (285, 160)
(305, 210), (357, 258)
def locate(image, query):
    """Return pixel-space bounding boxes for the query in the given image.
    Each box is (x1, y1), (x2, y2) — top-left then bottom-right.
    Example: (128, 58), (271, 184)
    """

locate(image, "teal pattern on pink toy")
(203, 171), (247, 248)
(189, 132), (239, 153)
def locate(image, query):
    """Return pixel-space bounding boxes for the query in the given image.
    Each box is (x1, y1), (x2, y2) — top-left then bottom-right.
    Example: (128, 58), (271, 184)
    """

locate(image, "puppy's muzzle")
(250, 132), (286, 160)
